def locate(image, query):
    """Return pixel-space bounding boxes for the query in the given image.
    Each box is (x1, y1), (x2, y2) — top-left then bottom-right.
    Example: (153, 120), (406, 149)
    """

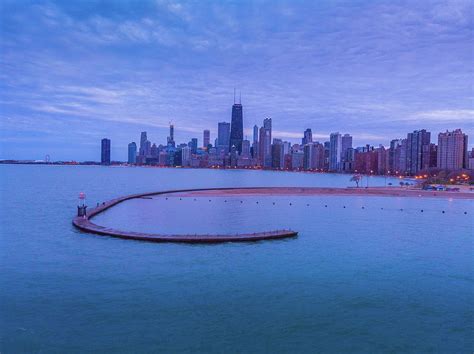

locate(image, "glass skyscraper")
(218, 122), (230, 151)
(329, 132), (342, 171)
(128, 142), (137, 164)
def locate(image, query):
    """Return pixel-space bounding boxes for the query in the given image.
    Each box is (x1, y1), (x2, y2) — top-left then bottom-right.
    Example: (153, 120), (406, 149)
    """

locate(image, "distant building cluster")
(100, 97), (472, 176)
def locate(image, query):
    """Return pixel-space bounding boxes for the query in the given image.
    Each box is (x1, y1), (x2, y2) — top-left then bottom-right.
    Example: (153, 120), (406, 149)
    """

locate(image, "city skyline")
(1, 0), (473, 160)
(100, 97), (471, 176)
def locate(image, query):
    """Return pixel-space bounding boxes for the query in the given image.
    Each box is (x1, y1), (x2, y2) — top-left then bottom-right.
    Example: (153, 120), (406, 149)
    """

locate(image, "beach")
(167, 186), (474, 199)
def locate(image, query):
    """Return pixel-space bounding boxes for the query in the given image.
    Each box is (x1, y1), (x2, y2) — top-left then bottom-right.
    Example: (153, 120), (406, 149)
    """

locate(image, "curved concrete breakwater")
(73, 187), (472, 243)
(72, 187), (300, 243)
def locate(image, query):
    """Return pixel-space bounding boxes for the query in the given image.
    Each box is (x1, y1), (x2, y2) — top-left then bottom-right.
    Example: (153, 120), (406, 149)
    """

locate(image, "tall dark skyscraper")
(229, 92), (243, 153)
(101, 138), (111, 165)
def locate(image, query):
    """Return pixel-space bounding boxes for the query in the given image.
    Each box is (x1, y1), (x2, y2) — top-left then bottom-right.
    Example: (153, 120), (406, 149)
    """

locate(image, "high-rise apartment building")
(437, 129), (468, 170)
(422, 143), (437, 170)
(376, 146), (388, 174)
(329, 132), (342, 171)
(406, 129), (430, 175)
(389, 139), (402, 172)
(101, 138), (111, 165)
(396, 139), (408, 174)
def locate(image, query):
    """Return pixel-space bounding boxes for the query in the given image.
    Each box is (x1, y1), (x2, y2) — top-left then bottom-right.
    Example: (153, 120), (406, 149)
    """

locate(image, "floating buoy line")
(160, 196), (470, 216)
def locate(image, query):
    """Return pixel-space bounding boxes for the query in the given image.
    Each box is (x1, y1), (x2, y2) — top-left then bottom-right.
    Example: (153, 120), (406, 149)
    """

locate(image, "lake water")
(1, 165), (473, 353)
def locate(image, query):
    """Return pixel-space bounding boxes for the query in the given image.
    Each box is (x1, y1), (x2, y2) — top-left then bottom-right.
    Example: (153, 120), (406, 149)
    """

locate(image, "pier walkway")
(72, 187), (298, 243)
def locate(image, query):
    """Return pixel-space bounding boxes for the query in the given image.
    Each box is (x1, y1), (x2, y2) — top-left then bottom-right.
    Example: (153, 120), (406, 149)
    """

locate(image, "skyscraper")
(203, 130), (210, 148)
(181, 146), (191, 166)
(229, 94), (243, 153)
(329, 132), (342, 171)
(389, 139), (402, 172)
(422, 143), (437, 170)
(167, 124), (175, 147)
(395, 139), (408, 174)
(304, 142), (325, 170)
(341, 134), (353, 171)
(217, 122), (230, 152)
(101, 138), (111, 165)
(259, 118), (272, 167)
(271, 139), (284, 169)
(341, 134), (352, 159)
(150, 143), (158, 157)
(128, 142), (137, 164)
(406, 129), (430, 175)
(144, 140), (151, 156)
(139, 132), (147, 156)
(189, 138), (198, 154)
(241, 139), (250, 157)
(253, 125), (259, 144)
(302, 129), (313, 145)
(437, 129), (468, 170)
(252, 125), (259, 158)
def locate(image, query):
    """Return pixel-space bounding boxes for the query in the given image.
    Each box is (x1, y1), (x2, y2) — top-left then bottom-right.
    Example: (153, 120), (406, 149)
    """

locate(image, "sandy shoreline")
(166, 187), (474, 199)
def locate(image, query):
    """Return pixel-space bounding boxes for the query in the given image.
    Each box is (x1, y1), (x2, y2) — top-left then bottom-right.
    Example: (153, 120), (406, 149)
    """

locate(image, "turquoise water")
(1, 165), (473, 353)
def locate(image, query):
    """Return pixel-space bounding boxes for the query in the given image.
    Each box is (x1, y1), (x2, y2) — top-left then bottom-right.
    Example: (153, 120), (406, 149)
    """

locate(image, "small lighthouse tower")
(77, 192), (87, 218)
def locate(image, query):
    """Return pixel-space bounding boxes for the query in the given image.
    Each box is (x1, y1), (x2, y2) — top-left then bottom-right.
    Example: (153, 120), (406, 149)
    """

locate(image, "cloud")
(1, 0), (473, 160)
(408, 110), (474, 122)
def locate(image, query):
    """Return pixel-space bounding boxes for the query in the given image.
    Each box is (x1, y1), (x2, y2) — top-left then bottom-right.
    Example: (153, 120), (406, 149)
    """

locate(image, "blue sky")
(1, 0), (473, 161)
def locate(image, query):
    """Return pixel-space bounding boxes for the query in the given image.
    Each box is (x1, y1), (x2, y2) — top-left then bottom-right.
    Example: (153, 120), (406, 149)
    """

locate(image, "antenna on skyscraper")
(233, 88), (236, 104)
(239, 91), (241, 104)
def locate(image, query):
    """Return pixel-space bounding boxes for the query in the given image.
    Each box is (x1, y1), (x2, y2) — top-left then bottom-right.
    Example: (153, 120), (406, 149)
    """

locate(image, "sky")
(1, 0), (473, 161)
